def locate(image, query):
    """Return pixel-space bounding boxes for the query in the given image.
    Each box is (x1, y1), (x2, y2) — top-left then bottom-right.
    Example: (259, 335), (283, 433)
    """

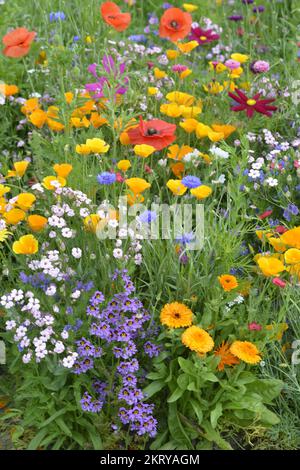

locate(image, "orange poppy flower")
(2, 27), (36, 58)
(159, 8), (192, 42)
(101, 2), (131, 32)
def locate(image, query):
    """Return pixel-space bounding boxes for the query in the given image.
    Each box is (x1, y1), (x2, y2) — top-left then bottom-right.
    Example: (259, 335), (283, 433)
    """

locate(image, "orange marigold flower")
(214, 341), (240, 371)
(230, 340), (261, 365)
(160, 302), (193, 328)
(218, 274), (238, 291)
(182, 326), (214, 354)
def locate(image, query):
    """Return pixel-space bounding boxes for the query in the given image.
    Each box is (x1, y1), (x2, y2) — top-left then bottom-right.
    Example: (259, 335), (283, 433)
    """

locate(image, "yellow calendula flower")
(86, 138), (110, 154)
(166, 91), (194, 106)
(76, 143), (91, 155)
(229, 66), (243, 79)
(190, 185), (212, 200)
(160, 302), (193, 328)
(42, 176), (66, 190)
(211, 124), (236, 139)
(21, 98), (40, 115)
(182, 326), (214, 354)
(148, 87), (158, 96)
(3, 208), (26, 225)
(70, 116), (90, 128)
(180, 118), (199, 133)
(180, 105), (202, 118)
(16, 193), (36, 211)
(64, 92), (74, 104)
(166, 50), (180, 60)
(167, 144), (193, 161)
(280, 226), (300, 249)
(231, 53), (249, 63)
(284, 248), (300, 265)
(117, 160), (131, 172)
(13, 234), (38, 255)
(154, 67), (167, 79)
(195, 122), (211, 138)
(0, 84), (19, 96)
(133, 144), (156, 158)
(29, 109), (47, 128)
(160, 102), (182, 118)
(53, 163), (73, 179)
(179, 68), (192, 79)
(257, 256), (285, 277)
(203, 81), (224, 94)
(209, 62), (227, 73)
(84, 214), (101, 233)
(125, 178), (151, 194)
(27, 214), (48, 232)
(176, 41), (199, 54)
(230, 341), (261, 364)
(0, 184), (10, 198)
(183, 3), (198, 12)
(6, 161), (29, 178)
(166, 179), (187, 196)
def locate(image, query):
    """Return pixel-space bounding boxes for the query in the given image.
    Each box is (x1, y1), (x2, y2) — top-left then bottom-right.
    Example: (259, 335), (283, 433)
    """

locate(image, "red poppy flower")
(101, 1), (131, 32)
(2, 27), (36, 58)
(159, 8), (192, 42)
(127, 117), (176, 151)
(189, 26), (220, 45)
(228, 89), (277, 118)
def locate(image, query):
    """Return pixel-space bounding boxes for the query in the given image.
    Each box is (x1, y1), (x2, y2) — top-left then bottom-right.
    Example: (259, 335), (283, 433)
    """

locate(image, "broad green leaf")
(210, 403), (223, 429)
(167, 387), (184, 403)
(143, 380), (165, 399)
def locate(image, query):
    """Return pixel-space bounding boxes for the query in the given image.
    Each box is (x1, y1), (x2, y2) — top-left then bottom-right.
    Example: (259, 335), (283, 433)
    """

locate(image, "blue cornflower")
(97, 172), (116, 185)
(128, 34), (147, 43)
(138, 210), (157, 224)
(181, 175), (201, 188)
(49, 11), (66, 22)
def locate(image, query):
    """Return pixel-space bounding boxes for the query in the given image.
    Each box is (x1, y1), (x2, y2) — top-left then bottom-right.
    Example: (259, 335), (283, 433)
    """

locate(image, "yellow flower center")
(200, 36), (207, 41)
(246, 99), (256, 106)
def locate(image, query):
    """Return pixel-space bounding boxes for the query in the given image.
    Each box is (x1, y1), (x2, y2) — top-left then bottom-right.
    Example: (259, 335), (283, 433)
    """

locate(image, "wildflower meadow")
(1, 0), (300, 456)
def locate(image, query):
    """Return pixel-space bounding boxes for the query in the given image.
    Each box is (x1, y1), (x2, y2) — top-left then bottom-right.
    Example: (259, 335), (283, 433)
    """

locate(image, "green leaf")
(39, 408), (67, 428)
(246, 379), (283, 404)
(150, 430), (169, 450)
(202, 421), (232, 450)
(28, 428), (49, 450)
(177, 374), (189, 390)
(178, 357), (197, 376)
(168, 403), (193, 449)
(210, 403), (223, 429)
(56, 417), (73, 437)
(143, 380), (165, 399)
(167, 387), (184, 403)
(190, 399), (203, 425)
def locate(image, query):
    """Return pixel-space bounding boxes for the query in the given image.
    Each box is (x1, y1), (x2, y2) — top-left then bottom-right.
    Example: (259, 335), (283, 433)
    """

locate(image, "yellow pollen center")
(246, 99), (256, 106)
(200, 36), (207, 40)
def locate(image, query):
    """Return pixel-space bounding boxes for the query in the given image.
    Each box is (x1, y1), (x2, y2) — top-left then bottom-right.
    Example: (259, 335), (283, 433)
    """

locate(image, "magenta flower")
(85, 54), (128, 99)
(189, 26), (220, 45)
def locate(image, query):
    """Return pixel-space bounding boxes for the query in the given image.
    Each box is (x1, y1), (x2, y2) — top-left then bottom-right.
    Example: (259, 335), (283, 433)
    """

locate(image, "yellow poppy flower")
(12, 234), (38, 255)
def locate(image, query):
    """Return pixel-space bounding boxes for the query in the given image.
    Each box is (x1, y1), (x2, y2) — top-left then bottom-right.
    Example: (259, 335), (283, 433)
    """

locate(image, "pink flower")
(116, 172), (124, 182)
(272, 277), (286, 288)
(251, 60), (270, 73)
(225, 59), (240, 70)
(248, 322), (262, 331)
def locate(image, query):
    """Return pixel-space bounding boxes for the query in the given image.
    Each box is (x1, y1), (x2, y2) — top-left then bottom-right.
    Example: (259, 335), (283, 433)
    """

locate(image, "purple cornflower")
(228, 14), (243, 21)
(97, 172), (116, 185)
(49, 11), (66, 21)
(283, 204), (299, 221)
(253, 5), (265, 12)
(181, 175), (201, 188)
(138, 210), (157, 224)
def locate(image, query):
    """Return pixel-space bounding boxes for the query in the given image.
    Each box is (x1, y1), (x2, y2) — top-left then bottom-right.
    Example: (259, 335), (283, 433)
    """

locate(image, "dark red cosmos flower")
(189, 26), (220, 45)
(127, 117), (176, 151)
(228, 89), (277, 118)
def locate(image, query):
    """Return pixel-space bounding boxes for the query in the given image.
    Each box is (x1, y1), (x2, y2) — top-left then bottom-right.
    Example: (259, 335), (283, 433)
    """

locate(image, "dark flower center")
(170, 20), (179, 29)
(174, 313), (181, 318)
(147, 127), (158, 135)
